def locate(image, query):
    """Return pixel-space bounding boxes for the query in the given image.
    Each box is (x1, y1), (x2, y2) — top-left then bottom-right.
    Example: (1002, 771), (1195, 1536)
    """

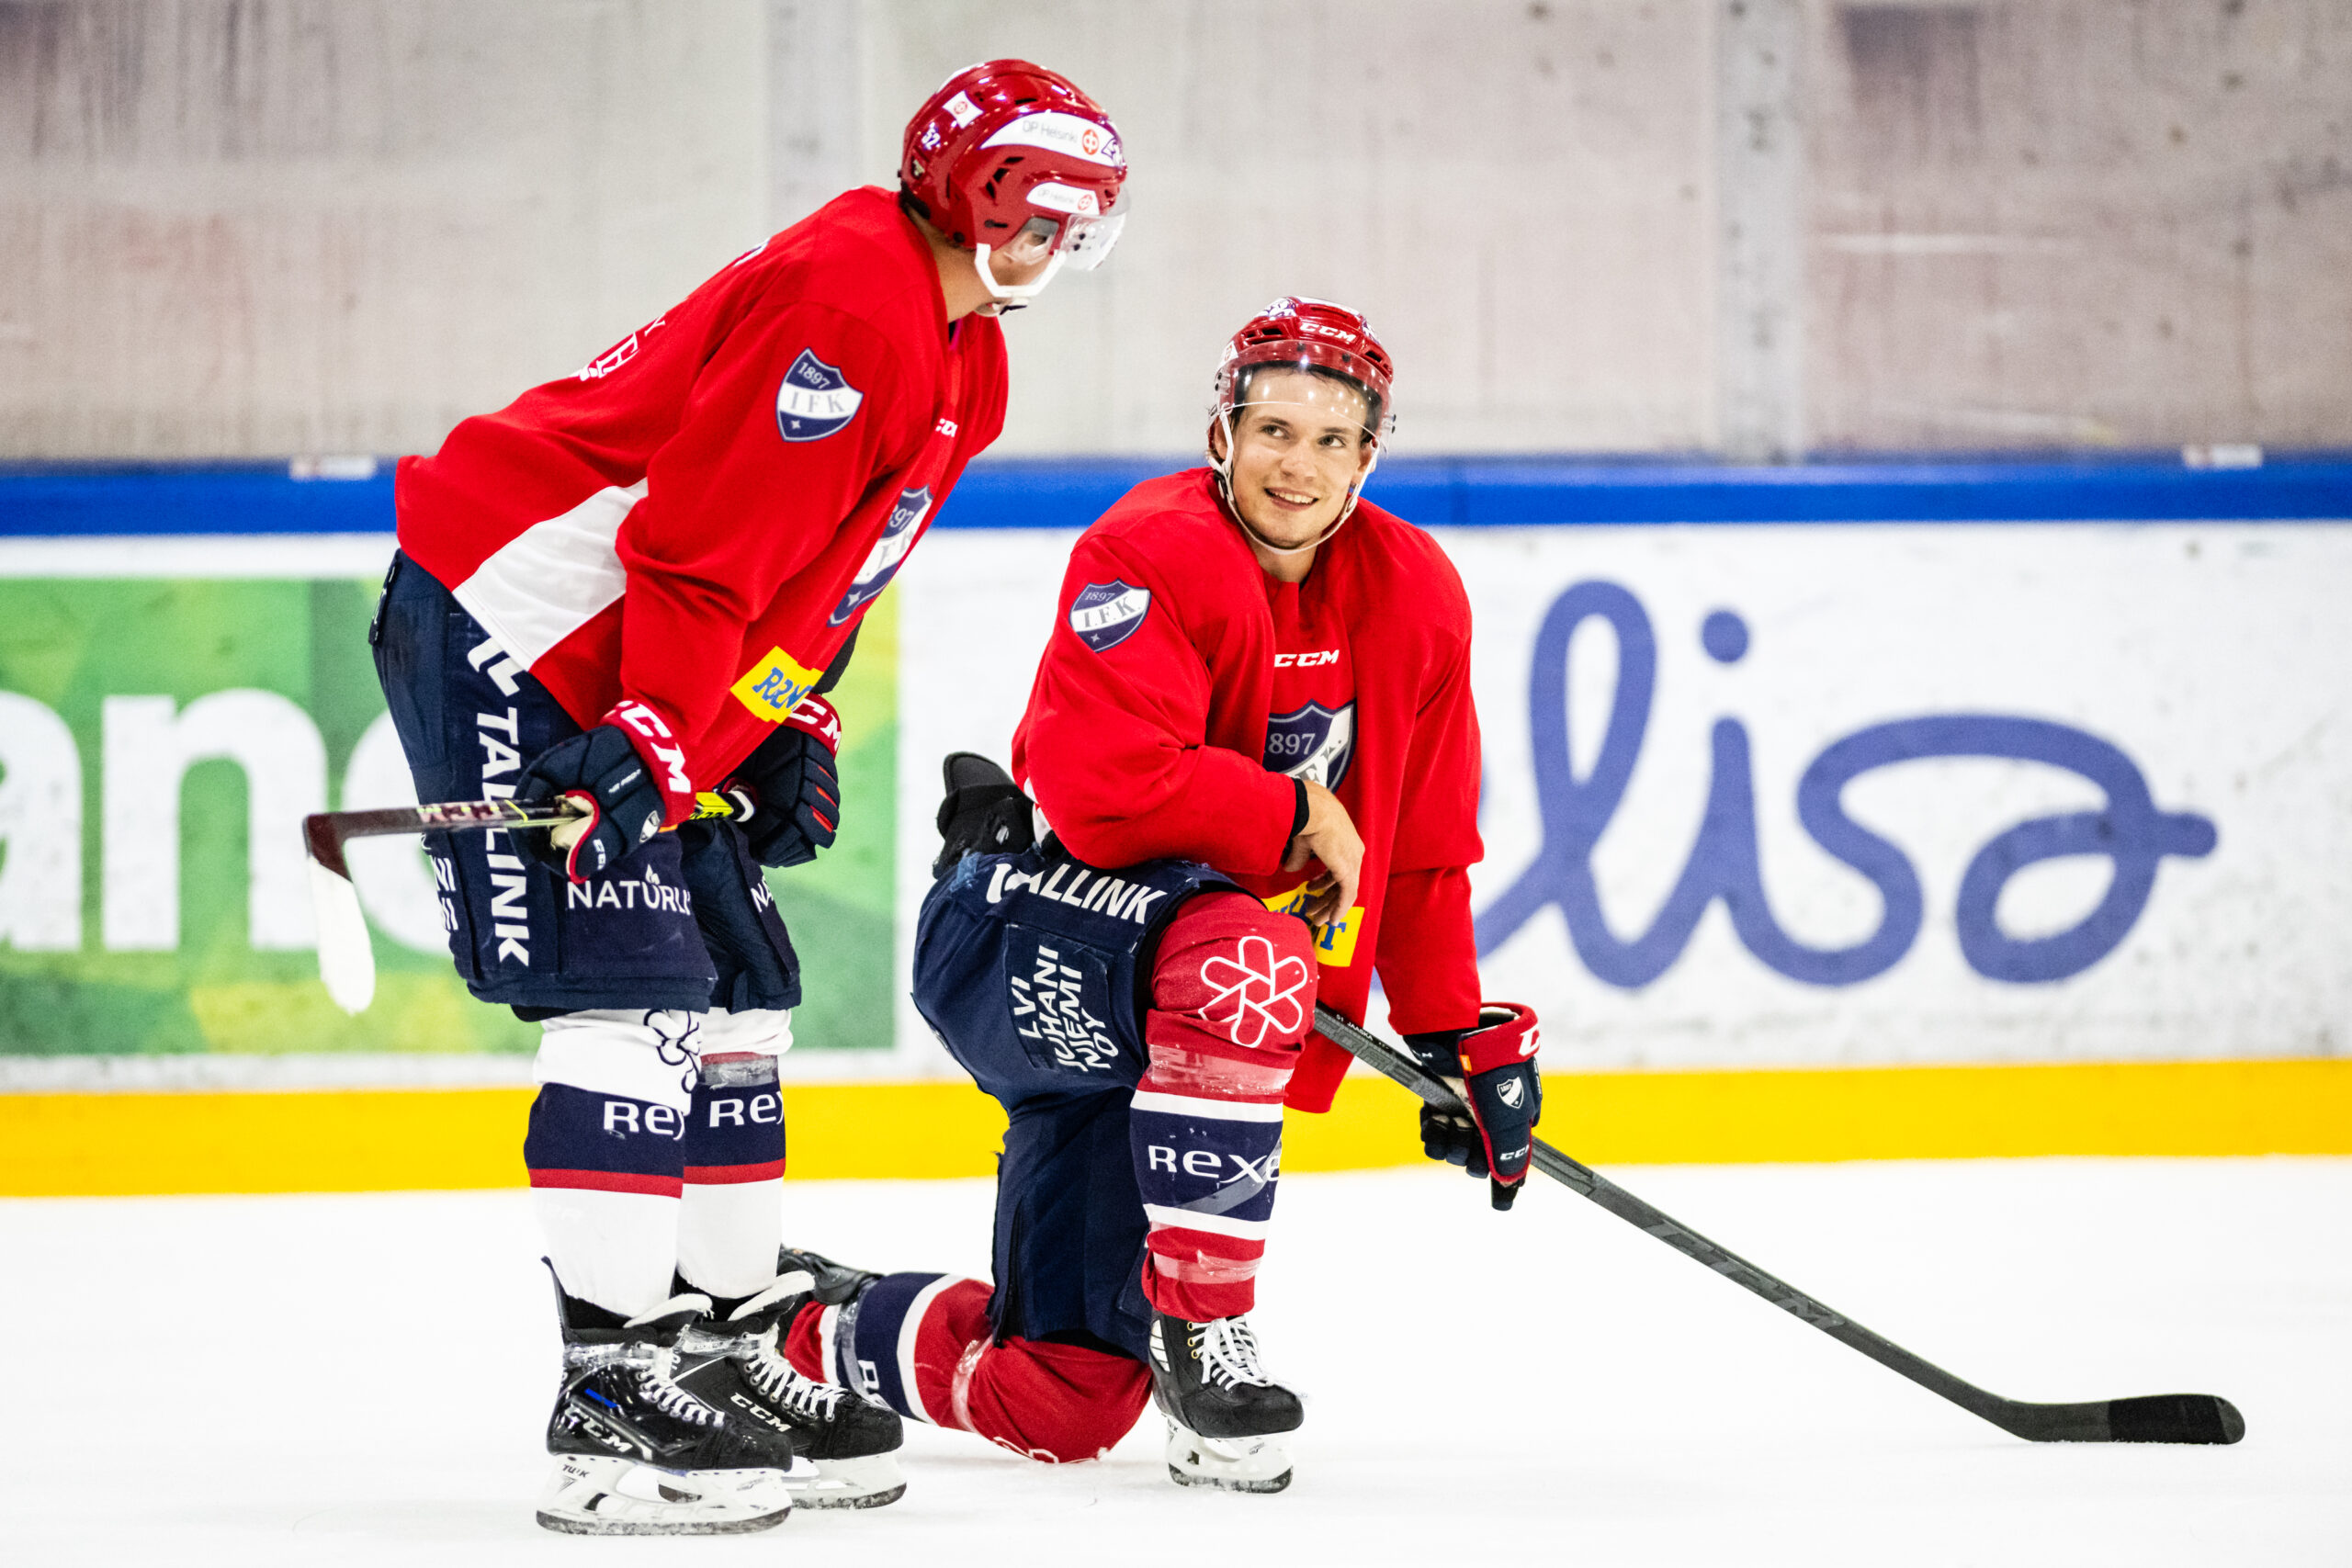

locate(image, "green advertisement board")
(0, 572), (897, 1058)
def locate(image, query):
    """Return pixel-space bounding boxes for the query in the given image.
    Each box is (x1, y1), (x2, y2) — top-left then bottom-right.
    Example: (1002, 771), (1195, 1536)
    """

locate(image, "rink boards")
(3, 457), (2349, 1191)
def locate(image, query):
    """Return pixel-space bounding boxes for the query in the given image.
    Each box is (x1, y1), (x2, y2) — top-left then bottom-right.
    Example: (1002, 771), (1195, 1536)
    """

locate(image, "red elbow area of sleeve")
(1281, 1035), (1353, 1113)
(1374, 866), (1482, 1037)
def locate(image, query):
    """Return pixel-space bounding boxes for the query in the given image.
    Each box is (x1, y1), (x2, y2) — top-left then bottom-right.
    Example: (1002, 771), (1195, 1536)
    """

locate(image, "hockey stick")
(1309, 1004), (2245, 1445)
(302, 790), (745, 1016)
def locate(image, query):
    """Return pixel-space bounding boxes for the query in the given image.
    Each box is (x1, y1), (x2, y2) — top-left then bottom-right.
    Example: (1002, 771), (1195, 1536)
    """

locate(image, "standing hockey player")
(369, 61), (1127, 1534)
(769, 299), (1544, 1491)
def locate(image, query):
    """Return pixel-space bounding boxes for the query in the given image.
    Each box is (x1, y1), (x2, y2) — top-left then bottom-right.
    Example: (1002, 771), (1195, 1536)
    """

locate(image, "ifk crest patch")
(1068, 581), (1151, 653)
(829, 485), (933, 626)
(776, 349), (865, 442)
(1264, 700), (1356, 789)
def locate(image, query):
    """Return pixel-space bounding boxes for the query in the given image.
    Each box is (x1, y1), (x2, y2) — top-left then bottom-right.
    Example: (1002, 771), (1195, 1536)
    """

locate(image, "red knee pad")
(955, 1338), (1152, 1463)
(1148, 892), (1317, 1063)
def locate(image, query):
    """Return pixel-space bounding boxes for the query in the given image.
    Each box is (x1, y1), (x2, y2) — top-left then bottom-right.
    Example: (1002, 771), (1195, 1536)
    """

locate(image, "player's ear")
(1206, 420), (1228, 464)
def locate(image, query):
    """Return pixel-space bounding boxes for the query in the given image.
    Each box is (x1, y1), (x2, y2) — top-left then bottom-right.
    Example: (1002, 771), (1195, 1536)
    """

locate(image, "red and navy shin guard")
(1132, 893), (1315, 1322)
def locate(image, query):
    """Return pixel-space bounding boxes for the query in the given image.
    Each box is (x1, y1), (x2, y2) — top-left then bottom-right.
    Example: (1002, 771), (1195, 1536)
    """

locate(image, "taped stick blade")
(308, 852), (376, 1014)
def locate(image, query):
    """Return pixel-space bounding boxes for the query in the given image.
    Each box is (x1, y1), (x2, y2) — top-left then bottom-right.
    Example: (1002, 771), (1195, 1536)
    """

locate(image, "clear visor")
(1230, 360), (1381, 439)
(1057, 198), (1126, 272)
(1012, 185), (1127, 273)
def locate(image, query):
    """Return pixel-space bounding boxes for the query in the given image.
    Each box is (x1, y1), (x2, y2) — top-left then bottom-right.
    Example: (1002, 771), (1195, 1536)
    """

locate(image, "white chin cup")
(972, 243), (1068, 304)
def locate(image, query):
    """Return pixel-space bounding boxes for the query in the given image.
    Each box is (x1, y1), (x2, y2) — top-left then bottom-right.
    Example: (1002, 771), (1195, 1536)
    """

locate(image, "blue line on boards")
(2, 452), (2348, 536)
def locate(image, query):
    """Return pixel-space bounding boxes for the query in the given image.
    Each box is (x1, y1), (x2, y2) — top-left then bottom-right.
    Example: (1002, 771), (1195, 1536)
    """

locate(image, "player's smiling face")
(1218, 367), (1374, 551)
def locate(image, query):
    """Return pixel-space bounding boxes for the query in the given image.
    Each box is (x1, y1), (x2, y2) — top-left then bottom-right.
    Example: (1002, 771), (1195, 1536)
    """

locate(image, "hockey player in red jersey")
(775, 299), (1544, 1492)
(368, 61), (1127, 1533)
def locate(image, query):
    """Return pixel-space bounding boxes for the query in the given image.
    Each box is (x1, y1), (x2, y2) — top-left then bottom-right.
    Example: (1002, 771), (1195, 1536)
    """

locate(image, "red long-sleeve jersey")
(1012, 469), (1485, 1112)
(397, 187), (1008, 802)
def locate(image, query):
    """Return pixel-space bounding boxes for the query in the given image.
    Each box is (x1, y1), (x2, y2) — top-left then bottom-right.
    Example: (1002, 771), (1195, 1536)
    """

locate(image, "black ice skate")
(537, 1286), (798, 1535)
(1148, 1309), (1304, 1493)
(675, 1271), (907, 1509)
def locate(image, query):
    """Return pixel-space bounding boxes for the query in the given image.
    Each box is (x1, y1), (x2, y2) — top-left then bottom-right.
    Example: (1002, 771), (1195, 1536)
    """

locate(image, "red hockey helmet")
(1214, 297), (1396, 439)
(900, 60), (1128, 306)
(1209, 298), (1396, 553)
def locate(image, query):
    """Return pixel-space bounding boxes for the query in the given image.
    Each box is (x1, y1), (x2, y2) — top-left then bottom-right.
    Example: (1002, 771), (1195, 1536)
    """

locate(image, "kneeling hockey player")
(370, 61), (1127, 1533)
(769, 299), (1544, 1490)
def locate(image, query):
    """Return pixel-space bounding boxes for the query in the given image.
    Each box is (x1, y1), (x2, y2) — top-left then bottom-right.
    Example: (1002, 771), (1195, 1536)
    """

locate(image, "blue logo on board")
(1476, 580), (2219, 988)
(776, 349), (865, 442)
(829, 486), (933, 626)
(1264, 700), (1355, 789)
(1068, 581), (1152, 653)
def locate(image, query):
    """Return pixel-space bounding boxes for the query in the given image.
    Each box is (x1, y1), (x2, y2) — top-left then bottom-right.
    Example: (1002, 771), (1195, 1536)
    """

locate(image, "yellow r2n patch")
(730, 647), (825, 722)
(1262, 884), (1365, 967)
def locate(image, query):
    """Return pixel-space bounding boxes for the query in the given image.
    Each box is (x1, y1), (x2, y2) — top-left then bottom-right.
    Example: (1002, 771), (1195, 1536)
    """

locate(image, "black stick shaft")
(1311, 1005), (2243, 1445)
(301, 792), (741, 877)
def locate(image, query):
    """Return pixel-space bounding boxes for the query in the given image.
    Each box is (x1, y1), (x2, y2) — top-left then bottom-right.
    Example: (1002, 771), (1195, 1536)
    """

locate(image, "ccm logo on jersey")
(776, 348), (865, 441)
(1273, 649), (1339, 668)
(1069, 581), (1151, 653)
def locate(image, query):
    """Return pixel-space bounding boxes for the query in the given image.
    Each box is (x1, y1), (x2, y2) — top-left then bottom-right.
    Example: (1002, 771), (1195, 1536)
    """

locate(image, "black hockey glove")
(932, 751), (1035, 877)
(1403, 1003), (1542, 1211)
(728, 694), (842, 868)
(514, 722), (671, 882)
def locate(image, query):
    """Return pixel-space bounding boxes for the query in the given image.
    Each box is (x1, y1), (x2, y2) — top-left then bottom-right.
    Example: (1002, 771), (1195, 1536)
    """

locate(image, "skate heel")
(1162, 1417), (1295, 1493)
(534, 1453), (794, 1535)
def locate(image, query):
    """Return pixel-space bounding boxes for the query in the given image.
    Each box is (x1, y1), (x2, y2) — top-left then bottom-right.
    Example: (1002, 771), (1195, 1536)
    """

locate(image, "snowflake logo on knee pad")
(1198, 936), (1312, 1049)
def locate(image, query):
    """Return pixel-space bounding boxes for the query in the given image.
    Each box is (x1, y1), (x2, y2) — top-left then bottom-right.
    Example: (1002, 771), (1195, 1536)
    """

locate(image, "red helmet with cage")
(1209, 298), (1396, 551)
(900, 60), (1128, 305)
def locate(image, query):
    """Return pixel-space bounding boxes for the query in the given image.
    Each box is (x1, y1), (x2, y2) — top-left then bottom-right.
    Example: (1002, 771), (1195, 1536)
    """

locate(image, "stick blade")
(2104, 1393), (2245, 1445)
(307, 852), (376, 1014)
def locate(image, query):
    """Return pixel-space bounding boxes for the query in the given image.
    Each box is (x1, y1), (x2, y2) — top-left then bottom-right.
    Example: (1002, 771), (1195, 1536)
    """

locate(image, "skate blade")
(786, 1450), (908, 1510)
(536, 1455), (794, 1535)
(1163, 1421), (1294, 1494)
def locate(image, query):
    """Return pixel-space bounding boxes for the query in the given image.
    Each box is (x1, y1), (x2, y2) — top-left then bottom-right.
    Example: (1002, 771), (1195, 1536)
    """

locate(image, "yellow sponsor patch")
(729, 647), (825, 722)
(1263, 884), (1364, 967)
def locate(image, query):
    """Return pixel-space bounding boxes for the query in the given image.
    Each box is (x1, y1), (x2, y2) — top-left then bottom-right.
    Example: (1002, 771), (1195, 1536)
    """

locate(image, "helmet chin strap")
(1208, 408), (1382, 558)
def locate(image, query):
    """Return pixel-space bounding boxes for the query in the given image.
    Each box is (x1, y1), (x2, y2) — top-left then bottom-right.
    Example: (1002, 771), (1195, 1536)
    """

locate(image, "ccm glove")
(1402, 1002), (1542, 1212)
(729, 694), (842, 869)
(514, 723), (671, 883)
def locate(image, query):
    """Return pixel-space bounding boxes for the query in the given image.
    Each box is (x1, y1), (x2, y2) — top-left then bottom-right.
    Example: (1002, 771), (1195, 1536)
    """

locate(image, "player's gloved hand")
(515, 722), (672, 883)
(1402, 1003), (1542, 1211)
(728, 694), (842, 868)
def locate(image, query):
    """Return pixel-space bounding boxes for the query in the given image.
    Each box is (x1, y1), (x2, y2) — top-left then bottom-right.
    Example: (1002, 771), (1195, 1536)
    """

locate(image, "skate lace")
(637, 1348), (722, 1427)
(1193, 1317), (1274, 1391)
(743, 1337), (847, 1421)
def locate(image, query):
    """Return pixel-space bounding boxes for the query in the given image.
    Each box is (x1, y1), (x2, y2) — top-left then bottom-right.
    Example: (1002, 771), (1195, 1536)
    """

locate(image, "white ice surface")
(4, 1159), (2345, 1567)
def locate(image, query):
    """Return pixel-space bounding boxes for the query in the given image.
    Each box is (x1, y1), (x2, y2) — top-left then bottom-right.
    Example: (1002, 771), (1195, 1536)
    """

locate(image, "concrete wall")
(0, 0), (770, 457)
(2, 0), (2345, 460)
(1807, 1), (2352, 451)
